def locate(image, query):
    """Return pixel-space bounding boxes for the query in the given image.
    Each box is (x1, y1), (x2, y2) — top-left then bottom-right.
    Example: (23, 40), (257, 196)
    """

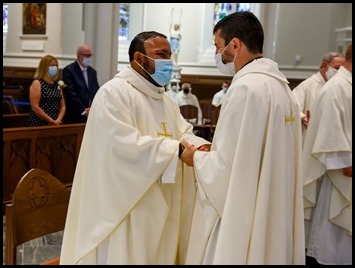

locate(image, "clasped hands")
(179, 140), (211, 167)
(301, 110), (311, 129)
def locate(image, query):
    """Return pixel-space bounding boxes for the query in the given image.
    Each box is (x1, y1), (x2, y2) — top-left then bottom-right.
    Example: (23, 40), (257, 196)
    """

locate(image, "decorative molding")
(4, 53), (318, 80)
(3, 53), (74, 69)
(21, 40), (45, 51)
(19, 35), (48, 40)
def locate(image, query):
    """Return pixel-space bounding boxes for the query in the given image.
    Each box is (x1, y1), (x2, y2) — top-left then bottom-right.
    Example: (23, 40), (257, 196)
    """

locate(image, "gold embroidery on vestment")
(157, 122), (172, 138)
(285, 103), (295, 123)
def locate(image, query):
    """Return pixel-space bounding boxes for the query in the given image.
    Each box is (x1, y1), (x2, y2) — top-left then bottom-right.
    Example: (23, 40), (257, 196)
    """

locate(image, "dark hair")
(128, 31), (167, 62)
(213, 11), (264, 54)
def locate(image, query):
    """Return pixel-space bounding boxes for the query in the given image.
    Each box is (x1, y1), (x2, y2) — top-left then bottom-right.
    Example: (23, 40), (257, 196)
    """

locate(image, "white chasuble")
(60, 67), (209, 265)
(302, 66), (352, 265)
(303, 66), (352, 233)
(185, 58), (305, 265)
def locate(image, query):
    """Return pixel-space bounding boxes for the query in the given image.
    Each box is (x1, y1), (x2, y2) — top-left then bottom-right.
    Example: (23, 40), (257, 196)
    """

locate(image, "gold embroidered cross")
(285, 103), (295, 123)
(157, 123), (172, 138)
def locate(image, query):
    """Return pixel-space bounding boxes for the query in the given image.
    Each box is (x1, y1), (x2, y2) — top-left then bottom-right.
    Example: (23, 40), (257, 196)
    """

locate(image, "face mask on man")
(136, 54), (173, 86)
(325, 66), (338, 80)
(82, 57), (92, 68)
(214, 41), (237, 76)
(48, 66), (58, 77)
(183, 88), (190, 94)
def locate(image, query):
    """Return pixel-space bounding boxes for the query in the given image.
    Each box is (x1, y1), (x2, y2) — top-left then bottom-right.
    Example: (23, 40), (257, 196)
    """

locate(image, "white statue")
(170, 7), (182, 64)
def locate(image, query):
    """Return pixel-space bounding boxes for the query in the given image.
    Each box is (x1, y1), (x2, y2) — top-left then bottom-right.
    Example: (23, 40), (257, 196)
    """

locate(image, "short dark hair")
(128, 31), (167, 62)
(213, 11), (264, 54)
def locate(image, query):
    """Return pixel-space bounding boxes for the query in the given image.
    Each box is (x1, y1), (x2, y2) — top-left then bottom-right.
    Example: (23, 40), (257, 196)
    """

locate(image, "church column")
(83, 3), (119, 86)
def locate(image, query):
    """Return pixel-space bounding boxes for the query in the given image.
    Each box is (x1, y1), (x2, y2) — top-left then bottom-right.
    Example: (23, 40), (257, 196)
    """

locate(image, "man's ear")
(133, 51), (143, 63)
(231, 38), (240, 50)
(320, 61), (327, 69)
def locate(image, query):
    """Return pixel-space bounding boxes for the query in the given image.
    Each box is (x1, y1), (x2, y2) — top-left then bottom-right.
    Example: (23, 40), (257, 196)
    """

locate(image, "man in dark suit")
(62, 44), (100, 123)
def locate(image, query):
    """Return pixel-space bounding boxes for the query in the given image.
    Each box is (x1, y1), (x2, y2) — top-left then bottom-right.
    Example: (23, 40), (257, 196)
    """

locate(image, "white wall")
(61, 3), (85, 57)
(4, 3), (83, 69)
(3, 3), (352, 79)
(274, 3), (335, 78)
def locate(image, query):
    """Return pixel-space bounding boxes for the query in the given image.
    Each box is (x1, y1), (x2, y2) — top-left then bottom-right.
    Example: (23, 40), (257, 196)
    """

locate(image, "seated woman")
(27, 55), (66, 126)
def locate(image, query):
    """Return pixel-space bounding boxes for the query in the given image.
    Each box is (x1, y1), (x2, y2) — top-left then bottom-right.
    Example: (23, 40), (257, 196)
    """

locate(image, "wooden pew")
(3, 113), (29, 128)
(3, 124), (85, 213)
(3, 85), (31, 113)
(3, 86), (24, 101)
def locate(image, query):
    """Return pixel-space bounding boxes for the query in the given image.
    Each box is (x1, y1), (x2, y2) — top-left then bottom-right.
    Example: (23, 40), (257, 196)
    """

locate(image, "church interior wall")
(3, 3), (352, 85)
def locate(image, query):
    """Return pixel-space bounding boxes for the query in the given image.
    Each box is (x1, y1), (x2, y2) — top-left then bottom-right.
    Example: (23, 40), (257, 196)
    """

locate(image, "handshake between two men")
(179, 140), (211, 167)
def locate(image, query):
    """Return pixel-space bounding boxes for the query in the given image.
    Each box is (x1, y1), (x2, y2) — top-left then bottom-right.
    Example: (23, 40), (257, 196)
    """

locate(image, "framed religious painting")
(22, 3), (46, 35)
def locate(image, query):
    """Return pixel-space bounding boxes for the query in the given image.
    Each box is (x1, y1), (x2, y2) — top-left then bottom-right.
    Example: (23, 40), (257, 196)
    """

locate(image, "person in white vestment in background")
(60, 31), (211, 265)
(292, 51), (345, 141)
(302, 44), (352, 265)
(179, 11), (305, 264)
(166, 81), (180, 103)
(175, 82), (203, 125)
(212, 81), (230, 107)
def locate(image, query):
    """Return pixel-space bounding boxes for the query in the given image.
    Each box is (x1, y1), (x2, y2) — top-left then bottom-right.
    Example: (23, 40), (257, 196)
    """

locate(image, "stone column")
(83, 3), (119, 86)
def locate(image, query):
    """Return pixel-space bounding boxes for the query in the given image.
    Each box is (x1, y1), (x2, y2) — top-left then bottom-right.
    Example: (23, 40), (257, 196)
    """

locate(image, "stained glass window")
(213, 3), (251, 26)
(236, 3), (251, 12)
(3, 3), (8, 33)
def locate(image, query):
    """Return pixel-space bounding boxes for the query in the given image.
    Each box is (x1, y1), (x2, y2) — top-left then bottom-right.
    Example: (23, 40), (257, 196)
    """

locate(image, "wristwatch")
(178, 143), (185, 157)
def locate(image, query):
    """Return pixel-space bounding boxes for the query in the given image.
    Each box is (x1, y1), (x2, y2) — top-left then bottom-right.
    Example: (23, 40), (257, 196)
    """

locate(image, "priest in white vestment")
(166, 81), (179, 103)
(302, 44), (352, 265)
(292, 52), (344, 141)
(212, 81), (230, 107)
(175, 82), (203, 125)
(180, 12), (305, 265)
(60, 31), (210, 265)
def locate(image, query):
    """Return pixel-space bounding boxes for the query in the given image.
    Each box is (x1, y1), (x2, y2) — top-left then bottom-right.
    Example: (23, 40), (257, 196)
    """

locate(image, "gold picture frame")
(22, 3), (46, 35)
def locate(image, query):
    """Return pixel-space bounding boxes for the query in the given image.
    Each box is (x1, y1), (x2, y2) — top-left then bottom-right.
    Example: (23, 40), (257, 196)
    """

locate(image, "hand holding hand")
(54, 119), (62, 125)
(198, 144), (211, 151)
(302, 110), (311, 129)
(179, 140), (197, 167)
(50, 119), (62, 125)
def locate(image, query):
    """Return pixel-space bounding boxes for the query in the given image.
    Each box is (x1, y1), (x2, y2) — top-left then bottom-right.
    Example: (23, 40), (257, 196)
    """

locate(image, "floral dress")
(27, 79), (62, 126)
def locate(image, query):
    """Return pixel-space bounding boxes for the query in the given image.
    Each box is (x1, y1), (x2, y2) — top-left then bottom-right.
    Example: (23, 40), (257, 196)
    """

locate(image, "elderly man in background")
(292, 51), (345, 139)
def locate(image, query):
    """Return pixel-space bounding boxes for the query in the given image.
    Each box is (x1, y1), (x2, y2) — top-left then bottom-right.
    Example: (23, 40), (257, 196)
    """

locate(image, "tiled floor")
(3, 214), (322, 265)
(3, 216), (63, 265)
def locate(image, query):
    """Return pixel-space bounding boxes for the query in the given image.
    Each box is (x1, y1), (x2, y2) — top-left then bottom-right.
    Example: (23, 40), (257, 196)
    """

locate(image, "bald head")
(77, 44), (93, 57)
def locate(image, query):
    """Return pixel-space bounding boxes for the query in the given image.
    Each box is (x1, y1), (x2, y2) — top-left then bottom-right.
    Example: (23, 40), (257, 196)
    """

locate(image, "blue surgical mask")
(82, 57), (92, 67)
(136, 54), (173, 86)
(48, 66), (58, 77)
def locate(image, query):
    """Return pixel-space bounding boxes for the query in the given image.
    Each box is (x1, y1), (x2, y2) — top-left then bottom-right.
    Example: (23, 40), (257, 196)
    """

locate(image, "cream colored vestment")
(60, 67), (209, 265)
